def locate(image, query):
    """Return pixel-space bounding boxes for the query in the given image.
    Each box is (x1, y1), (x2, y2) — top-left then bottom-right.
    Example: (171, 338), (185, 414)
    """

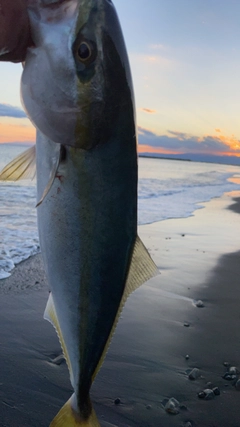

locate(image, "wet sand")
(1, 191), (240, 427)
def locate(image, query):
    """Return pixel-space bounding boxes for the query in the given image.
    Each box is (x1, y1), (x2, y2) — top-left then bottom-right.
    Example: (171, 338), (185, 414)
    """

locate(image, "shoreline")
(1, 191), (240, 426)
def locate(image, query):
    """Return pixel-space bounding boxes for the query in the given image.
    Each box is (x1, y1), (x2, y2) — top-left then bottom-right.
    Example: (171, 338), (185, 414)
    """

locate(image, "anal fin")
(44, 293), (74, 386)
(92, 235), (159, 381)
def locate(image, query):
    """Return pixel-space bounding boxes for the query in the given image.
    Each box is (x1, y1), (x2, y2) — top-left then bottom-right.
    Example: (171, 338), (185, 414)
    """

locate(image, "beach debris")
(213, 387), (220, 396)
(164, 397), (180, 415)
(193, 299), (205, 308)
(235, 379), (240, 390)
(184, 322), (190, 327)
(188, 368), (201, 380)
(114, 398), (121, 405)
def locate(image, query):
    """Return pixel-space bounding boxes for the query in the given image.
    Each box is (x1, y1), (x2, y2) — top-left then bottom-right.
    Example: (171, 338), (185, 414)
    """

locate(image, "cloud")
(141, 108), (156, 114)
(137, 126), (240, 155)
(149, 44), (166, 51)
(0, 103), (26, 118)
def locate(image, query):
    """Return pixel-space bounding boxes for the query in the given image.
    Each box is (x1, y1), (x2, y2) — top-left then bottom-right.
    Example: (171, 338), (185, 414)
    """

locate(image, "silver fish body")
(36, 118), (137, 415)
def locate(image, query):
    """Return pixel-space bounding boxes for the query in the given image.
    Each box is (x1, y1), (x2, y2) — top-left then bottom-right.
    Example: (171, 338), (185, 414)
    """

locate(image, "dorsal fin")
(0, 145), (36, 181)
(92, 236), (159, 381)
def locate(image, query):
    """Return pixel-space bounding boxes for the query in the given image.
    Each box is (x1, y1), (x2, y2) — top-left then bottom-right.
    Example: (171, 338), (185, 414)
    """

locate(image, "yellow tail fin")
(50, 395), (100, 427)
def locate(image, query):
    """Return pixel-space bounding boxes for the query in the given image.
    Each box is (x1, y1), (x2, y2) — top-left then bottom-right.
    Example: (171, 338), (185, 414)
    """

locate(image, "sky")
(1, 0), (240, 160)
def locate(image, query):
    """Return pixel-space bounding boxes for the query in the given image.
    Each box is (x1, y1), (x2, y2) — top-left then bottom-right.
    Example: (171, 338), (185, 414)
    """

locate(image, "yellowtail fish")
(0, 0), (158, 425)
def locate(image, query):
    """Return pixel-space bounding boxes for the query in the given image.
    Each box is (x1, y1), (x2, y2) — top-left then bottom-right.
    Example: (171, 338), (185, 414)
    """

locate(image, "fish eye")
(78, 42), (92, 62)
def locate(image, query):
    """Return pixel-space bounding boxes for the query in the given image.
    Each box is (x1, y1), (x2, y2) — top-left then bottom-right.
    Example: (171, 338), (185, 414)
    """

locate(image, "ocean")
(1, 144), (240, 279)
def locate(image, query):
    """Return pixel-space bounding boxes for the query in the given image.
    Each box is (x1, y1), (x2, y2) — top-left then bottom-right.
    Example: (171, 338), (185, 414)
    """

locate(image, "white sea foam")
(1, 145), (240, 279)
(138, 158), (240, 224)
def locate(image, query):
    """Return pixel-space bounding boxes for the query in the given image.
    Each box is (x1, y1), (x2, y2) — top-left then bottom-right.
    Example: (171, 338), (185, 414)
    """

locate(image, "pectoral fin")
(36, 144), (61, 207)
(92, 236), (159, 381)
(44, 292), (74, 386)
(0, 145), (36, 181)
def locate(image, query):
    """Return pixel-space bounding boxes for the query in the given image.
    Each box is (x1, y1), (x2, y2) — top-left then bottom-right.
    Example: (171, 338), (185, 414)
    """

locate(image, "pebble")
(180, 404), (188, 411)
(146, 405), (152, 410)
(164, 397), (180, 415)
(223, 361), (230, 367)
(213, 387), (220, 396)
(223, 373), (237, 381)
(188, 368), (201, 380)
(194, 299), (205, 308)
(184, 423), (193, 427)
(203, 389), (215, 400)
(184, 322), (190, 327)
(229, 366), (238, 375)
(235, 380), (240, 390)
(198, 391), (206, 399)
(114, 398), (121, 405)
(185, 354), (190, 360)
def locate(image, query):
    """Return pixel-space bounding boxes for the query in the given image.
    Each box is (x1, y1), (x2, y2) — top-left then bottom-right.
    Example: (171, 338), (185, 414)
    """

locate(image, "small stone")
(184, 422), (193, 427)
(188, 368), (201, 380)
(185, 355), (190, 360)
(235, 380), (240, 390)
(213, 387), (220, 396)
(203, 389), (215, 400)
(184, 322), (190, 327)
(223, 373), (237, 381)
(223, 361), (230, 367)
(194, 300), (205, 308)
(180, 404), (187, 411)
(146, 405), (152, 410)
(229, 366), (238, 375)
(198, 391), (206, 399)
(164, 397), (180, 415)
(114, 398), (121, 405)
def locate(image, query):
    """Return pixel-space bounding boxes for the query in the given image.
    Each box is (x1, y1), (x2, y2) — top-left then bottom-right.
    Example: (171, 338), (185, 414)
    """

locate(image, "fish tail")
(50, 394), (100, 427)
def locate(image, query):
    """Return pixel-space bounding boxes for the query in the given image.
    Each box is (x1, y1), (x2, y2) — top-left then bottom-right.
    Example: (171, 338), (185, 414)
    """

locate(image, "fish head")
(21, 0), (135, 149)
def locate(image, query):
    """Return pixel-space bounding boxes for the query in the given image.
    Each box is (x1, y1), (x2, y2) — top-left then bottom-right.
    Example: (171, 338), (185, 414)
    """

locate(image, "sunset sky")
(1, 0), (240, 160)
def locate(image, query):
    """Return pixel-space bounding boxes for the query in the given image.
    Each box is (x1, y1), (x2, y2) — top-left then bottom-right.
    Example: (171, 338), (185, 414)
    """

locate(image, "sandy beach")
(1, 191), (240, 427)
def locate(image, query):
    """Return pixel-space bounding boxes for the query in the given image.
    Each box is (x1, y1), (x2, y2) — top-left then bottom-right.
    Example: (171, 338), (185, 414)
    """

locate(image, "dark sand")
(1, 192), (240, 427)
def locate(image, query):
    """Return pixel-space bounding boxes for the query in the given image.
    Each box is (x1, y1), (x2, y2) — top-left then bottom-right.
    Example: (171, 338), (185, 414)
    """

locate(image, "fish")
(0, 0), (159, 425)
